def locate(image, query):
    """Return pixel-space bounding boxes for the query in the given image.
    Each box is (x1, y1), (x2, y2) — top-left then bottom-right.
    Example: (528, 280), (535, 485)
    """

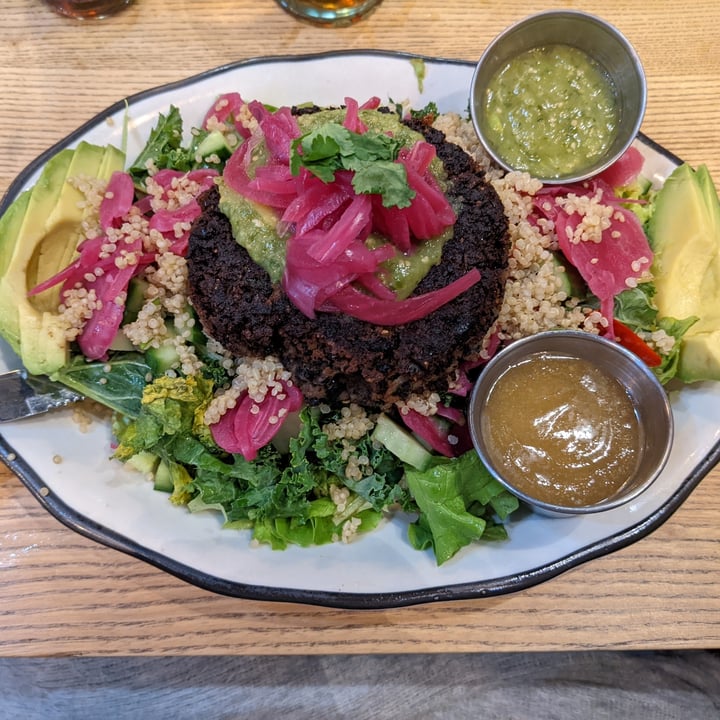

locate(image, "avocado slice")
(0, 142), (126, 376)
(648, 162), (720, 382)
(98, 143), (126, 182)
(29, 142), (107, 314)
(548, 250), (587, 299)
(0, 189), (31, 351)
(0, 148), (75, 367)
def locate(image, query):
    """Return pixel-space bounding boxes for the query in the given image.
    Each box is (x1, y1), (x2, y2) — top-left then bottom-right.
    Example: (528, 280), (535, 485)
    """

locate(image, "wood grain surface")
(1, 0), (719, 656)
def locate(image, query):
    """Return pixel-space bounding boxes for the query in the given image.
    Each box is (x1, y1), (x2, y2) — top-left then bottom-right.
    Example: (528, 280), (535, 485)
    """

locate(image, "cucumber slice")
(146, 338), (180, 375)
(372, 413), (433, 470)
(125, 450), (159, 476)
(195, 130), (232, 160)
(153, 460), (174, 493)
(122, 277), (149, 324)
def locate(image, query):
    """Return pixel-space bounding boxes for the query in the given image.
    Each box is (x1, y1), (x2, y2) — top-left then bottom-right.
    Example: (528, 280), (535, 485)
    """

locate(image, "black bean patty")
(187, 117), (510, 410)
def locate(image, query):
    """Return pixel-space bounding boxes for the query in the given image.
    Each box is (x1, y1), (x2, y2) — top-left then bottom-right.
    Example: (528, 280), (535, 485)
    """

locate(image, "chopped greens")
(127, 105), (230, 189)
(113, 394), (418, 552)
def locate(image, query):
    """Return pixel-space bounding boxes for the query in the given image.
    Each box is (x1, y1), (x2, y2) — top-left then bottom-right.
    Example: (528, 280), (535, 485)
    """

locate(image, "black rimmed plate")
(2, 51), (719, 609)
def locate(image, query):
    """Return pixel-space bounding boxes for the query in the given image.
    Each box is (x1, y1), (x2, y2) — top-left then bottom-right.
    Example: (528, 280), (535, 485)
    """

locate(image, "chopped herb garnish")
(290, 122), (416, 208)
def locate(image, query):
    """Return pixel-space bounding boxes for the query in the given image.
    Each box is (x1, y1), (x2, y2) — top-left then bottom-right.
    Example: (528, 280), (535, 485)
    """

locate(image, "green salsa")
(482, 44), (619, 179)
(218, 179), (287, 284)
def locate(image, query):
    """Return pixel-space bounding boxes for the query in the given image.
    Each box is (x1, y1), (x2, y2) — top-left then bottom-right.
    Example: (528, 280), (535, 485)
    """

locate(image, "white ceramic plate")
(2, 51), (719, 609)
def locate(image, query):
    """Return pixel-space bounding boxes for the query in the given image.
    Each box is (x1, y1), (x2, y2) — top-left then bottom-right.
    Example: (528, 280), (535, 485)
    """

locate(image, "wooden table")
(1, 0), (719, 656)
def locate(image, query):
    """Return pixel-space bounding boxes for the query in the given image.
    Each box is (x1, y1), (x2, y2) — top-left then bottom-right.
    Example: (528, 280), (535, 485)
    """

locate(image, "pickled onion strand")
(320, 268), (481, 325)
(99, 171), (135, 230)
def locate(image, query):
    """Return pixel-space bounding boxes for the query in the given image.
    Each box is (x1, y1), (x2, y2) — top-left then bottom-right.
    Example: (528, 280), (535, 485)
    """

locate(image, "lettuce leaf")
(614, 284), (658, 328)
(405, 450), (519, 565)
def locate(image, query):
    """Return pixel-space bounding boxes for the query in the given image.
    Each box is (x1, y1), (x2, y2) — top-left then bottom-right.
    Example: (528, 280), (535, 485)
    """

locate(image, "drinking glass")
(276, 0), (383, 26)
(44, 0), (133, 19)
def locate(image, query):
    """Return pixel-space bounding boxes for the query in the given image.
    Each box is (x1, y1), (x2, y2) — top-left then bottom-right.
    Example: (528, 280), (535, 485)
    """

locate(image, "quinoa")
(319, 404), (376, 482)
(343, 450), (371, 481)
(68, 174), (107, 239)
(145, 175), (206, 213)
(121, 246), (206, 375)
(204, 356), (294, 425)
(340, 516), (362, 543)
(58, 287), (102, 341)
(322, 404), (374, 442)
(648, 328), (676, 354)
(397, 392), (442, 417)
(557, 189), (613, 244)
(433, 113), (607, 345)
(122, 297), (168, 348)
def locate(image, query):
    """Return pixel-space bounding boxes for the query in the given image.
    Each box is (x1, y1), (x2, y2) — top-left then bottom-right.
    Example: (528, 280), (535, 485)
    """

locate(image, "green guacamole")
(482, 44), (619, 178)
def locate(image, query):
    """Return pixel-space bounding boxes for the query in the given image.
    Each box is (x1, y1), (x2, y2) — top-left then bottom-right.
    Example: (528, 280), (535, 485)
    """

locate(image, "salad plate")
(1, 50), (719, 609)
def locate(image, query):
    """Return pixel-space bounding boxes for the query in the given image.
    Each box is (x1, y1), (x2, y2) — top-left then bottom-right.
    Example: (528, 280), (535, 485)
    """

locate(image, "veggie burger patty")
(186, 115), (511, 410)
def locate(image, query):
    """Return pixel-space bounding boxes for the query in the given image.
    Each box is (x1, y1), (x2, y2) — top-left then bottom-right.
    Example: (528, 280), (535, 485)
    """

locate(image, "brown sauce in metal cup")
(481, 351), (642, 507)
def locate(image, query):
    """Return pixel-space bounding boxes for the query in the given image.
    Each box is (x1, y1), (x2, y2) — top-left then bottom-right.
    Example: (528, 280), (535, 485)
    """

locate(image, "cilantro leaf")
(353, 160), (415, 209)
(290, 126), (345, 181)
(343, 131), (402, 164)
(290, 122), (416, 208)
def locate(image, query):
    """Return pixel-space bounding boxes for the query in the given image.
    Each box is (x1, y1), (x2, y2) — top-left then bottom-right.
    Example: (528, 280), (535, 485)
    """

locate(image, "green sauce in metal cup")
(482, 44), (619, 180)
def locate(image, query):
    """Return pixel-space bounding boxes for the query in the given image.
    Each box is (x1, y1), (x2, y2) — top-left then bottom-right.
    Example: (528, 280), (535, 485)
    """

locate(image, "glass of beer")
(44, 0), (133, 19)
(276, 0), (383, 26)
